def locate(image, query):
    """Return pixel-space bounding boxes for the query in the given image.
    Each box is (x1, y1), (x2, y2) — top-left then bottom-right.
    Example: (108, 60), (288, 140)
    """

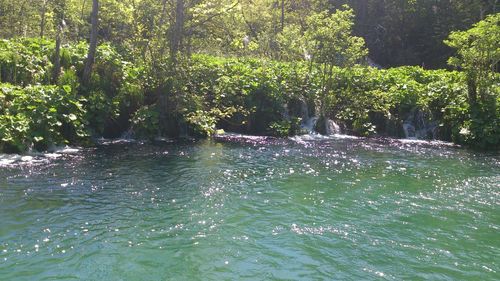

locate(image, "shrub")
(0, 83), (87, 152)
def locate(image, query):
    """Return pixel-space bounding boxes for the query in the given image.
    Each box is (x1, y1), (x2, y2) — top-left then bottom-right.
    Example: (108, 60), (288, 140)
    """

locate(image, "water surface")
(0, 136), (499, 280)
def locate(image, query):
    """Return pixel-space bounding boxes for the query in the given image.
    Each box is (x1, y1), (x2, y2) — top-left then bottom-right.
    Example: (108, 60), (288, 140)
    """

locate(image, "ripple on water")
(0, 137), (498, 280)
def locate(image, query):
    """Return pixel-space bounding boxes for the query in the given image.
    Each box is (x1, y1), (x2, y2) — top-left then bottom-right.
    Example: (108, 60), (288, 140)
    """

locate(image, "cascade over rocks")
(313, 116), (342, 135)
(402, 109), (439, 140)
(326, 119), (341, 135)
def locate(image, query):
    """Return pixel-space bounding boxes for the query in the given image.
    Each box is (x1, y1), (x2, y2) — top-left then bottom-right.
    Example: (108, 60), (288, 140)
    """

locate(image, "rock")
(326, 119), (341, 135)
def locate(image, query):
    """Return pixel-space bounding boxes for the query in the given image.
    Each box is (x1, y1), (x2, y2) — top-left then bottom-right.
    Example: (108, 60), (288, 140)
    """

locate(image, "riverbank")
(1, 39), (498, 153)
(0, 132), (471, 168)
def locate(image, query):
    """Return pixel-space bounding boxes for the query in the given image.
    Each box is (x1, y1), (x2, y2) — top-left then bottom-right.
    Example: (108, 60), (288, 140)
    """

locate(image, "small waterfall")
(403, 109), (438, 139)
(294, 98), (342, 136)
(302, 117), (319, 133)
(178, 120), (188, 138)
(121, 128), (135, 140)
(300, 99), (309, 122)
(325, 119), (341, 135)
(282, 103), (290, 121)
(299, 99), (317, 133)
(301, 116), (342, 135)
(402, 123), (417, 139)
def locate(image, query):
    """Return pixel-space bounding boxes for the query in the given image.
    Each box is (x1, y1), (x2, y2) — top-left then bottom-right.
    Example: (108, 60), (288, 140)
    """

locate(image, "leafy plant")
(0, 83), (87, 152)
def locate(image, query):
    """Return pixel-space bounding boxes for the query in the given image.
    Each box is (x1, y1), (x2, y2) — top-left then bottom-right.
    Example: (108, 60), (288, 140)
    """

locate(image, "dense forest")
(0, 0), (499, 152)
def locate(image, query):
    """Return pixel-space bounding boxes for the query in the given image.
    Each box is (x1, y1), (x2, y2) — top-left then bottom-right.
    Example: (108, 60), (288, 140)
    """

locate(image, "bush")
(0, 83), (88, 152)
(0, 38), (54, 85)
(130, 105), (159, 139)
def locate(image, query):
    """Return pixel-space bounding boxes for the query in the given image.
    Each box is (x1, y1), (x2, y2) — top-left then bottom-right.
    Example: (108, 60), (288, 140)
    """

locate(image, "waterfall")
(295, 98), (342, 135)
(326, 119), (341, 135)
(302, 117), (319, 134)
(297, 99), (319, 133)
(300, 99), (309, 122)
(402, 123), (417, 139)
(178, 120), (188, 138)
(299, 99), (315, 133)
(121, 128), (135, 140)
(403, 109), (438, 139)
(282, 103), (290, 120)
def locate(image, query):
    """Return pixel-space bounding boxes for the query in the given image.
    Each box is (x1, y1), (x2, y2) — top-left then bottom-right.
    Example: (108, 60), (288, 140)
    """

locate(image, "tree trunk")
(281, 0), (285, 31)
(159, 0), (185, 137)
(157, 0), (169, 57)
(170, 0), (184, 59)
(40, 0), (48, 38)
(52, 1), (65, 83)
(82, 0), (99, 88)
(155, 0), (173, 137)
(79, 0), (88, 40)
(52, 26), (62, 83)
(17, 0), (28, 37)
(467, 75), (478, 109)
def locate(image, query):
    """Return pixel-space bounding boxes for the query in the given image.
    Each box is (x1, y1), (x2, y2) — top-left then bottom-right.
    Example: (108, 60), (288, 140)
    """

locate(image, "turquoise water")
(0, 136), (499, 280)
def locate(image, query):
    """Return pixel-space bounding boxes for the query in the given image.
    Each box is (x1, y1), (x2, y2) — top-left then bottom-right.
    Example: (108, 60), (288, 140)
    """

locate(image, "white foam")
(96, 138), (138, 145)
(0, 155), (22, 166)
(54, 147), (80, 154)
(0, 154), (48, 167)
(397, 138), (458, 147)
(290, 133), (359, 142)
(0, 146), (81, 167)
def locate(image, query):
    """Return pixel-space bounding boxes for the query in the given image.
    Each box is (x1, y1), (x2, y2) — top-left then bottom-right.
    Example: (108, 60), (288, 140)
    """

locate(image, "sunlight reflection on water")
(0, 137), (498, 280)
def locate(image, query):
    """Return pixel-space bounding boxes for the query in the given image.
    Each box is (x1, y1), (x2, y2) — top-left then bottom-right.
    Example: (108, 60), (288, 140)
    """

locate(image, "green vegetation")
(0, 83), (87, 152)
(2, 43), (497, 150)
(445, 14), (500, 148)
(0, 1), (498, 152)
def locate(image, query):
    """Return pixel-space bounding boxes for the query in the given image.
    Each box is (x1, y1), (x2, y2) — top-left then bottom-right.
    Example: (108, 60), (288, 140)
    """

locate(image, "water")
(0, 136), (499, 280)
(402, 109), (438, 140)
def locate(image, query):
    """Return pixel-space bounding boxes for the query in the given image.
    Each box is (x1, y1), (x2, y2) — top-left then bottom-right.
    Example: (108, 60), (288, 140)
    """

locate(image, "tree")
(52, 0), (66, 83)
(304, 6), (367, 119)
(170, 0), (184, 59)
(445, 13), (500, 148)
(40, 0), (49, 38)
(305, 7), (367, 68)
(445, 13), (500, 107)
(82, 0), (99, 88)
